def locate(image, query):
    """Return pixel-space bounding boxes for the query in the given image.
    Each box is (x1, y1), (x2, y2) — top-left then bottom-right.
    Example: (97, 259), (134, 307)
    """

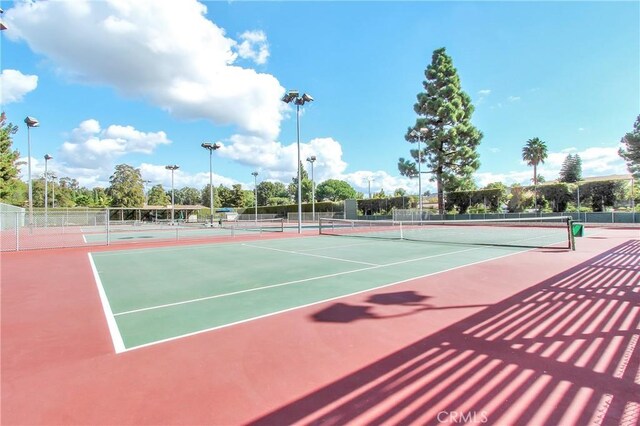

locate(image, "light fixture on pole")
(44, 154), (52, 226)
(409, 127), (428, 219)
(0, 7), (7, 31)
(165, 165), (179, 224)
(201, 142), (221, 226)
(252, 171), (259, 222)
(368, 176), (374, 199)
(306, 155), (316, 222)
(281, 89), (314, 233)
(24, 116), (39, 228)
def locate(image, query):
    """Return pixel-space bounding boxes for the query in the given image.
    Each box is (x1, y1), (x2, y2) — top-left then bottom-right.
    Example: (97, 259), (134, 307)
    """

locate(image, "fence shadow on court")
(249, 240), (640, 425)
(311, 291), (491, 323)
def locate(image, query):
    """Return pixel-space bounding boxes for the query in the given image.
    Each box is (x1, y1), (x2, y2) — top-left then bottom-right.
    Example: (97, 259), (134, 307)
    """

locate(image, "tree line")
(0, 118), (362, 208)
(398, 48), (639, 214)
(2, 51), (638, 212)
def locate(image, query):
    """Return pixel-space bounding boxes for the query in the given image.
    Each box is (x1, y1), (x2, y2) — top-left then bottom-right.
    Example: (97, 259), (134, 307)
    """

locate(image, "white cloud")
(475, 170), (533, 187)
(579, 146), (628, 175)
(218, 135), (348, 182)
(484, 145), (627, 187)
(476, 89), (491, 105)
(236, 30), (270, 65)
(5, 0), (285, 139)
(508, 95), (521, 102)
(0, 69), (38, 104)
(138, 163), (237, 190)
(215, 131), (425, 195)
(53, 119), (171, 186)
(340, 170), (431, 197)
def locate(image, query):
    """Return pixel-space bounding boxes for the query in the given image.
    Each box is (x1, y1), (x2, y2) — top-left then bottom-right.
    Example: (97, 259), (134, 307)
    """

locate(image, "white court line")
(88, 253), (126, 354)
(119, 245), (543, 353)
(96, 231), (570, 353)
(241, 243), (380, 266)
(112, 232), (567, 318)
(295, 240), (394, 252)
(113, 245), (479, 317)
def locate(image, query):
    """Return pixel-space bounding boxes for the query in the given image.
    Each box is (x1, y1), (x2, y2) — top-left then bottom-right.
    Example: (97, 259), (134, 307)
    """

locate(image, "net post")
(568, 218), (575, 251)
(399, 221), (403, 240)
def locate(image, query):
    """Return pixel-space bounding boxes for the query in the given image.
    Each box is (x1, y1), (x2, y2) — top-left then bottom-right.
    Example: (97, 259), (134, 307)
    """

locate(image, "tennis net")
(319, 217), (574, 250)
(220, 218), (285, 233)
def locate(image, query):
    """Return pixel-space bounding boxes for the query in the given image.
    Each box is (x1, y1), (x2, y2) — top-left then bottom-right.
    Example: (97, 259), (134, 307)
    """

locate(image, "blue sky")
(1, 0), (638, 196)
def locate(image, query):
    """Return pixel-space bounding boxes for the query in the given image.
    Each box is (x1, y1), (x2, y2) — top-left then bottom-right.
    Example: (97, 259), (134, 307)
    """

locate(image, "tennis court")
(91, 217), (574, 352)
(3, 219), (638, 425)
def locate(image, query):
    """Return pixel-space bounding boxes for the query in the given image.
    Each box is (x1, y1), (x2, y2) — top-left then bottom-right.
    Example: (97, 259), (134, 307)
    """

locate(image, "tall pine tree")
(559, 154), (582, 183)
(398, 48), (483, 213)
(619, 115), (640, 178)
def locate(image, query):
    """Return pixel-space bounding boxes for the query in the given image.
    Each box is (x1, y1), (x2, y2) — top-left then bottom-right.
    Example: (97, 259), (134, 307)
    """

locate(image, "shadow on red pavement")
(250, 240), (640, 425)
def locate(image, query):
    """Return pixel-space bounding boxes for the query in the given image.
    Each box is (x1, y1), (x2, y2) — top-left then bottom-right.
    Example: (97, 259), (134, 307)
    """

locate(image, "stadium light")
(0, 7), (7, 31)
(201, 142), (221, 226)
(165, 165), (180, 224)
(44, 154), (52, 226)
(306, 155), (316, 222)
(252, 171), (259, 222)
(281, 89), (314, 233)
(25, 116), (39, 228)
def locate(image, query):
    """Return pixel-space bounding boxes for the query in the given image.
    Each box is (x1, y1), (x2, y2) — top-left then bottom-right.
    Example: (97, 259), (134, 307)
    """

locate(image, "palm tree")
(522, 137), (549, 186)
(522, 137), (548, 211)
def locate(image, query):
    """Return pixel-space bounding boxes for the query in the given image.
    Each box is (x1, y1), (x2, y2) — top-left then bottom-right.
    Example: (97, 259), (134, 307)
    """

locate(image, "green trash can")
(572, 222), (584, 237)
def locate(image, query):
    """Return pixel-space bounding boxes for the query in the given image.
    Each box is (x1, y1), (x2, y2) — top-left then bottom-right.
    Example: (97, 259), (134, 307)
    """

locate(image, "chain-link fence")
(285, 212), (345, 222)
(0, 209), (109, 251)
(392, 209), (640, 224)
(0, 208), (289, 252)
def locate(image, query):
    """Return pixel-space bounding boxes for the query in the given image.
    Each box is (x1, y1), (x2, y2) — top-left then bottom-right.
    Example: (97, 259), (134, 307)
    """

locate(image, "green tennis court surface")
(91, 231), (570, 353)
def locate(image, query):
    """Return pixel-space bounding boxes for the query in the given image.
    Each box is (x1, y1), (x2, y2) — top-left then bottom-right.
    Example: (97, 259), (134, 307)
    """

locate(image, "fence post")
(106, 210), (111, 246)
(15, 213), (20, 251)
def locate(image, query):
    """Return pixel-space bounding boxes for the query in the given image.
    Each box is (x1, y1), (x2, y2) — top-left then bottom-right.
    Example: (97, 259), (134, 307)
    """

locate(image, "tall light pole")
(44, 154), (52, 225)
(281, 90), (314, 234)
(143, 180), (151, 205)
(51, 174), (56, 208)
(306, 155), (316, 222)
(368, 177), (374, 199)
(201, 142), (221, 226)
(410, 127), (428, 218)
(630, 176), (635, 223)
(165, 165), (179, 224)
(25, 116), (39, 228)
(252, 171), (259, 221)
